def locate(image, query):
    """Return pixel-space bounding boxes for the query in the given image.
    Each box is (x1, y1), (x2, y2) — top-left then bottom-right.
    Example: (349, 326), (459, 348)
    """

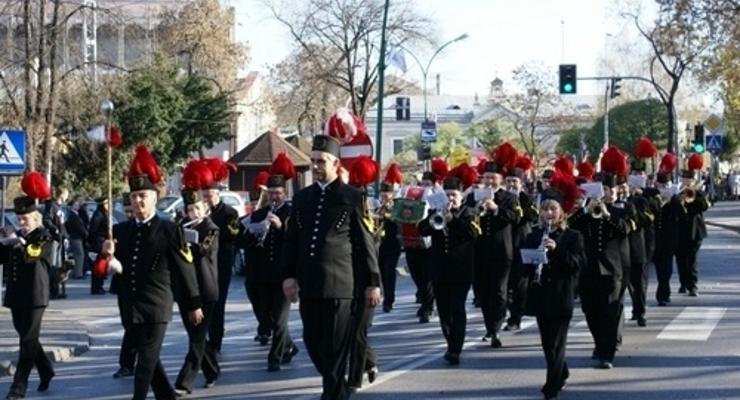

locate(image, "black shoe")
(637, 317), (647, 327)
(490, 334), (502, 348)
(443, 351), (460, 365)
(367, 366), (378, 383)
(267, 362), (281, 372)
(203, 379), (216, 389)
(382, 305), (392, 313)
(678, 286), (687, 294)
(419, 314), (430, 323)
(657, 300), (668, 307)
(91, 288), (106, 295)
(630, 314), (638, 321)
(5, 394), (23, 400)
(259, 334), (270, 346)
(503, 322), (520, 331)
(174, 387), (191, 397)
(112, 367), (134, 378)
(482, 332), (492, 341)
(597, 360), (613, 369)
(37, 372), (54, 392)
(281, 345), (300, 364)
(688, 289), (698, 297)
(348, 386), (360, 394)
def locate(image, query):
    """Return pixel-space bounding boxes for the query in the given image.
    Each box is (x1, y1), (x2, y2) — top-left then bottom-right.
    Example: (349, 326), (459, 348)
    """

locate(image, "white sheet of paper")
(520, 248), (548, 265)
(473, 188), (494, 202)
(184, 228), (199, 244)
(628, 175), (647, 188)
(247, 223), (269, 236)
(426, 191), (449, 211)
(580, 182), (605, 199)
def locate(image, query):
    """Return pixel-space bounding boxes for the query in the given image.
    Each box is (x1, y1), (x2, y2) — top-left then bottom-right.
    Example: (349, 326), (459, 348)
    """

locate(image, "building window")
(392, 138), (404, 155)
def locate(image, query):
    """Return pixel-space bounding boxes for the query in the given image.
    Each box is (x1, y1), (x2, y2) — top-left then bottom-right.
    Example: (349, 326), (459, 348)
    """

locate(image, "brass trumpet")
(681, 188), (696, 203)
(590, 199), (605, 218)
(430, 209), (448, 231)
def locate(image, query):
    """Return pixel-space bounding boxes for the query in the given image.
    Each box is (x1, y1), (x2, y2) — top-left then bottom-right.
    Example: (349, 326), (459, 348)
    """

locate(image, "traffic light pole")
(604, 82), (610, 149)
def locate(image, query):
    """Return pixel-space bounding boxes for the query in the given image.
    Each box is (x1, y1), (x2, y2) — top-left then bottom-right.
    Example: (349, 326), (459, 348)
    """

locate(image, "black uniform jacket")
(522, 226), (584, 318)
(379, 214), (402, 255)
(568, 207), (629, 278)
(112, 216), (202, 324)
(470, 188), (519, 261)
(1, 227), (53, 308)
(640, 188), (662, 262)
(65, 208), (88, 241)
(210, 201), (240, 248)
(678, 190), (709, 242)
(242, 203), (291, 284)
(417, 206), (480, 284)
(625, 195), (653, 266)
(514, 191), (538, 248)
(177, 217), (219, 304)
(87, 208), (110, 254)
(282, 179), (380, 299)
(654, 195), (681, 253)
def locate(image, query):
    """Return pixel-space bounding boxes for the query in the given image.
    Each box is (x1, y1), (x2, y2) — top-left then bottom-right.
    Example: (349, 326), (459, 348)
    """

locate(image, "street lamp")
(401, 33), (469, 120)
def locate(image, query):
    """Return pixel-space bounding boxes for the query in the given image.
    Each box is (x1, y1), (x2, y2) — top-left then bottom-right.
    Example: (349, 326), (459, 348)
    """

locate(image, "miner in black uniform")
(505, 166), (538, 331)
(1, 172), (56, 400)
(100, 146), (204, 400)
(202, 163), (240, 354)
(569, 173), (629, 369)
(652, 172), (681, 305)
(405, 171), (437, 323)
(110, 193), (137, 379)
(418, 176), (480, 365)
(377, 179), (402, 313)
(624, 161), (654, 326)
(470, 160), (519, 347)
(675, 169), (709, 297)
(173, 187), (220, 395)
(282, 135), (380, 400)
(242, 170), (299, 372)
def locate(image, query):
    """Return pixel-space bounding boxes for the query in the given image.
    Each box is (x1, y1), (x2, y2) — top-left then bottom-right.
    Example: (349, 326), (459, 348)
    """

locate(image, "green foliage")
(555, 127), (590, 157)
(401, 122), (468, 161)
(464, 119), (510, 151)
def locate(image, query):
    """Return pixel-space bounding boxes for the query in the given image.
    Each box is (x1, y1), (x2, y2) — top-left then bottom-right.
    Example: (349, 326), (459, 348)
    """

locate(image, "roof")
(284, 134), (312, 155)
(229, 131), (311, 167)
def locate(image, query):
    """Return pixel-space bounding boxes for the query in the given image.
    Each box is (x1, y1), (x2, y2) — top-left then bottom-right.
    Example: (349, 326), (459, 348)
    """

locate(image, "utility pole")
(603, 82), (609, 149)
(373, 0), (390, 194)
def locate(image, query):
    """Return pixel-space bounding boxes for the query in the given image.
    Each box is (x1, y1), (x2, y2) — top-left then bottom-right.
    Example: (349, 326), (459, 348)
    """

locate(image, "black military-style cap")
(181, 188), (203, 206)
(129, 174), (158, 192)
(541, 169), (554, 180)
(631, 159), (646, 172)
(656, 172), (671, 184)
(506, 167), (524, 179)
(442, 176), (463, 191)
(540, 187), (564, 205)
(267, 175), (286, 188)
(311, 135), (341, 158)
(601, 172), (617, 188)
(680, 169), (695, 179)
(380, 182), (394, 192)
(483, 161), (504, 174)
(13, 196), (37, 215)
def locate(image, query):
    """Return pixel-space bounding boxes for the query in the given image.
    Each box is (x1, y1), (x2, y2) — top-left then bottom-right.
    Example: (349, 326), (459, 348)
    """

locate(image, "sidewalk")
(704, 200), (740, 233)
(0, 306), (90, 376)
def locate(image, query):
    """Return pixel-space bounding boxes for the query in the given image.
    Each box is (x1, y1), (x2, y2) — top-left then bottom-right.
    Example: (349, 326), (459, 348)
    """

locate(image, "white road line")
(657, 307), (726, 341)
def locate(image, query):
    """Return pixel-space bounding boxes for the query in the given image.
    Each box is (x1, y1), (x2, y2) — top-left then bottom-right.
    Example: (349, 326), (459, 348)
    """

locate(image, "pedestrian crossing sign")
(0, 129), (26, 174)
(706, 134), (723, 155)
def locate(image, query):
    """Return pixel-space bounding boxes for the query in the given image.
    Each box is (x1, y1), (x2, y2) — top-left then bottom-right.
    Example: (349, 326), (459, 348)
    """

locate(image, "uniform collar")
(316, 177), (339, 191)
(135, 212), (156, 226)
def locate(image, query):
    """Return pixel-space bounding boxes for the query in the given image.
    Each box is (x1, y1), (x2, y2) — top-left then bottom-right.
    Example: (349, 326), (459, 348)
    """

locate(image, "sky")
(228, 0), (652, 98)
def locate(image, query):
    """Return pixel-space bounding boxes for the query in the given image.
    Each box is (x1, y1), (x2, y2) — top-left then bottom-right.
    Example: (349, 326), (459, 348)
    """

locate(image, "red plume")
(182, 159), (214, 190)
(549, 171), (580, 213)
(687, 153), (704, 171)
(635, 136), (657, 158)
(349, 156), (378, 187)
(601, 146), (628, 176)
(268, 152), (296, 180)
(254, 170), (270, 191)
(128, 145), (162, 184)
(659, 152), (678, 173)
(492, 142), (518, 172)
(515, 155), (533, 172)
(204, 158), (237, 182)
(453, 163), (478, 189)
(577, 160), (594, 180)
(554, 155), (575, 176)
(109, 126), (123, 148)
(384, 163), (403, 184)
(476, 157), (488, 175)
(21, 171), (51, 200)
(324, 107), (367, 144)
(431, 158), (449, 183)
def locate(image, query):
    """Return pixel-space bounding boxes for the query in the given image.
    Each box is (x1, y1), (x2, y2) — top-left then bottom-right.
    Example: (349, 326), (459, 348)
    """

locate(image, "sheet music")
(425, 191), (449, 211)
(183, 228), (199, 244)
(520, 249), (548, 265)
(473, 188), (494, 202)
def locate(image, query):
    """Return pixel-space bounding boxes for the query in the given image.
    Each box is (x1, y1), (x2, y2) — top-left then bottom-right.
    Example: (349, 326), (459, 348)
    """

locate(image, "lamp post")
(100, 99), (114, 239)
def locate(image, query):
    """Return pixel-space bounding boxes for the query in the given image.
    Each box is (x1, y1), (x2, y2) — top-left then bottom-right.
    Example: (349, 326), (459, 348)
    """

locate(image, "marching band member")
(378, 164), (403, 313)
(110, 193), (137, 379)
(676, 154), (710, 297)
(418, 173), (480, 365)
(1, 172), (56, 400)
(522, 172), (584, 400)
(652, 153), (681, 305)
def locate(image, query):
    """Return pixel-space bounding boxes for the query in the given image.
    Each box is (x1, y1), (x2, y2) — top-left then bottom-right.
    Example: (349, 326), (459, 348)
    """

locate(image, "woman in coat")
(522, 178), (585, 400)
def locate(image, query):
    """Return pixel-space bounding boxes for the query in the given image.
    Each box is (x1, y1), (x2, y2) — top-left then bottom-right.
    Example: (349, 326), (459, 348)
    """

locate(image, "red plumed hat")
(20, 171), (51, 201)
(659, 152), (678, 173)
(548, 171), (580, 213)
(109, 126), (123, 148)
(383, 163), (403, 184)
(324, 107), (367, 144)
(128, 145), (162, 191)
(349, 156), (378, 187)
(554, 155), (575, 176)
(204, 158), (237, 185)
(452, 163), (478, 189)
(492, 142), (518, 172)
(601, 146), (628, 176)
(515, 154), (533, 172)
(635, 136), (657, 159)
(431, 158), (449, 183)
(476, 157), (488, 175)
(181, 159), (214, 191)
(254, 170), (270, 191)
(577, 160), (594, 180)
(268, 152), (296, 180)
(687, 153), (704, 171)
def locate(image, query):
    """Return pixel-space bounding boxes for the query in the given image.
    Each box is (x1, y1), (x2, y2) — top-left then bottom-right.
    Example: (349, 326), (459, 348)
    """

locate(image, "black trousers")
(477, 258), (512, 335)
(175, 302), (219, 391)
(536, 316), (571, 398)
(405, 248), (434, 316)
(300, 298), (353, 400)
(209, 245), (235, 352)
(91, 275), (106, 293)
(507, 252), (528, 325)
(348, 298), (377, 388)
(379, 247), (401, 309)
(117, 296), (137, 370)
(245, 282), (294, 365)
(433, 282), (470, 355)
(132, 322), (174, 400)
(654, 248), (674, 302)
(579, 275), (621, 363)
(8, 307), (54, 397)
(628, 262), (648, 318)
(676, 240), (701, 291)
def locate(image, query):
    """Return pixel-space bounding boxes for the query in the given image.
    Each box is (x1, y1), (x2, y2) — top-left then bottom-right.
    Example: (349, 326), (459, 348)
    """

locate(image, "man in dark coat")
(282, 135), (380, 400)
(110, 193), (137, 379)
(88, 197), (110, 294)
(675, 170), (710, 296)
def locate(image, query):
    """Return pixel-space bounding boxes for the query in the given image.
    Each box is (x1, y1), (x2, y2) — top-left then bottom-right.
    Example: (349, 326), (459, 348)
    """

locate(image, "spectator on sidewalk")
(65, 196), (88, 279)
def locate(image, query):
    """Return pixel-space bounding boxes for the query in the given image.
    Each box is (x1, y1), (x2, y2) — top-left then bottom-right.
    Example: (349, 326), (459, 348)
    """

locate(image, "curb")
(706, 221), (740, 234)
(0, 343), (90, 377)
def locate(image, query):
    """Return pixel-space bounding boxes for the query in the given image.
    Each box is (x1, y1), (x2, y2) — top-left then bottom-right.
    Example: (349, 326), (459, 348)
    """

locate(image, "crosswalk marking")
(657, 307), (726, 341)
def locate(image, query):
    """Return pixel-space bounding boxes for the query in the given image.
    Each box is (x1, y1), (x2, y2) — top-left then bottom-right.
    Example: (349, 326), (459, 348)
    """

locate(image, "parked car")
(156, 190), (252, 222)
(1, 208), (17, 228)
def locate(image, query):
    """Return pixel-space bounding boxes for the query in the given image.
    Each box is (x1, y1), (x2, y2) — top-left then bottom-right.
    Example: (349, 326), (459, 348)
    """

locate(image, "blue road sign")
(0, 129), (26, 175)
(706, 134), (723, 155)
(420, 120), (437, 143)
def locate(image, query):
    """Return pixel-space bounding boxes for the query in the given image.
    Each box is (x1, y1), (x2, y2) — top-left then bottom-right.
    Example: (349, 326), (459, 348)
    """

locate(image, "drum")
(395, 186), (430, 249)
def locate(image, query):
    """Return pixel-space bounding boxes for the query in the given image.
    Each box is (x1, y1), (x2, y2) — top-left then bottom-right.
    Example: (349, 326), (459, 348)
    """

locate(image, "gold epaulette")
(470, 220), (482, 236)
(179, 247), (194, 263)
(515, 205), (523, 219)
(645, 211), (655, 222)
(26, 243), (42, 258)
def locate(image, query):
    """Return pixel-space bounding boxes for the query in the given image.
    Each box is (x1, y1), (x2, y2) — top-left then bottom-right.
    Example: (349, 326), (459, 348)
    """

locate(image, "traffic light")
(693, 123), (705, 153)
(610, 78), (622, 99)
(558, 64), (577, 94)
